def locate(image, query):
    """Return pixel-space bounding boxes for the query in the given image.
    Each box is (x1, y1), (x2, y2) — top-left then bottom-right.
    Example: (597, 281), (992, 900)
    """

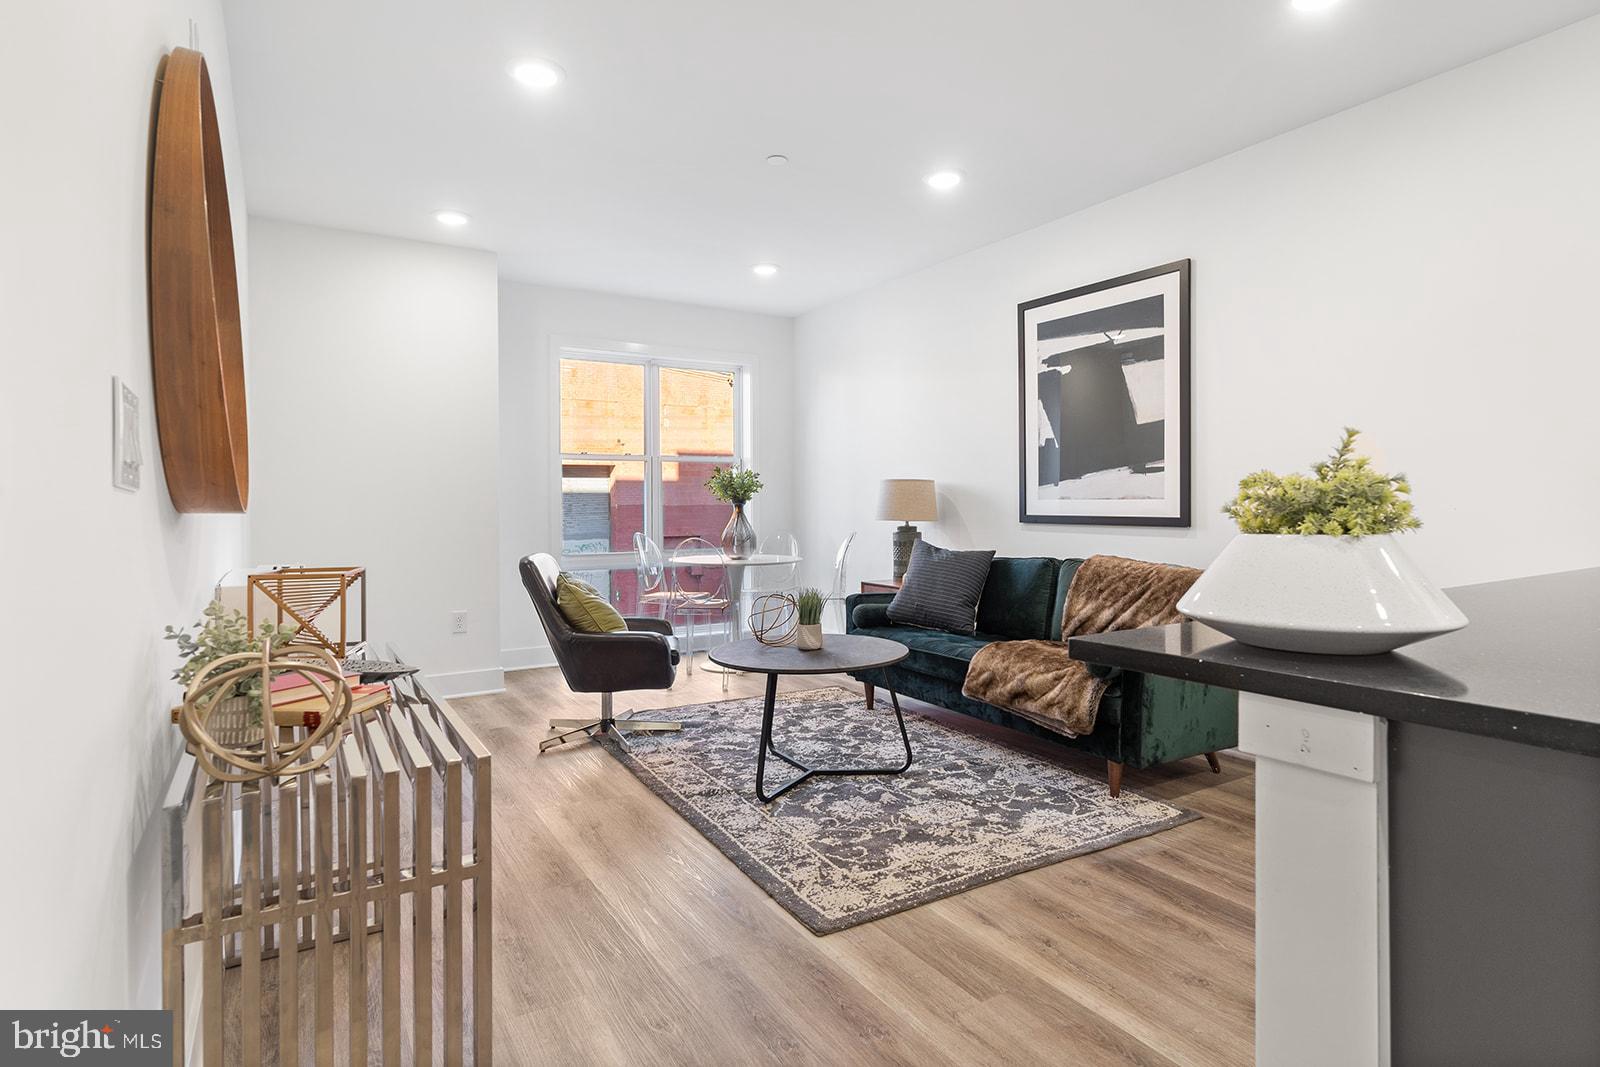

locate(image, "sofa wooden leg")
(1205, 751), (1222, 774)
(863, 682), (875, 710)
(1107, 760), (1124, 797)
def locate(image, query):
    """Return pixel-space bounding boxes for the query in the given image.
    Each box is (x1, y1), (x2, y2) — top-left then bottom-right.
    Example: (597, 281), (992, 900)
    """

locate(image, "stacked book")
(270, 671), (391, 727)
(171, 673), (391, 729)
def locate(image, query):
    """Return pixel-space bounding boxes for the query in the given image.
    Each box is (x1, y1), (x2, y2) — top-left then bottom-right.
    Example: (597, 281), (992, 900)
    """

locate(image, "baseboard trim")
(424, 666), (506, 698)
(502, 645), (557, 672)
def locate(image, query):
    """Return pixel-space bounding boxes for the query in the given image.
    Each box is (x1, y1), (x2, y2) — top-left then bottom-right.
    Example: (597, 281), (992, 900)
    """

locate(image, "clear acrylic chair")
(742, 532), (799, 617)
(669, 536), (732, 685)
(825, 531), (857, 632)
(632, 532), (676, 619)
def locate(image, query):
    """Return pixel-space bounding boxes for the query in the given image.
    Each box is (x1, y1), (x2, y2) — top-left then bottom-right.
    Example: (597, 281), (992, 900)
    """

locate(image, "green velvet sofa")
(845, 555), (1238, 795)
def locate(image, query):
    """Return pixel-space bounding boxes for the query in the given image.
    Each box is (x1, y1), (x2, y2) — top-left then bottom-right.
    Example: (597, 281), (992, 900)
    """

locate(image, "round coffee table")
(708, 635), (912, 803)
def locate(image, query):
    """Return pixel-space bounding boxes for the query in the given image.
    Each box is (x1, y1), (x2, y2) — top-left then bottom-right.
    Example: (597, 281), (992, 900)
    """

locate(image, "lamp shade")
(876, 479), (938, 522)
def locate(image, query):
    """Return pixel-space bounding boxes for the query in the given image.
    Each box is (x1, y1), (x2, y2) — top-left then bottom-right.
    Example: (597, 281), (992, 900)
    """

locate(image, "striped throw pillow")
(887, 542), (996, 634)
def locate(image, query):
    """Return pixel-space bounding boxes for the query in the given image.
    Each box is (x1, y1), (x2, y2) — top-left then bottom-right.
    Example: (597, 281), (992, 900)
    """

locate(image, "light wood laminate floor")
(453, 660), (1254, 1066)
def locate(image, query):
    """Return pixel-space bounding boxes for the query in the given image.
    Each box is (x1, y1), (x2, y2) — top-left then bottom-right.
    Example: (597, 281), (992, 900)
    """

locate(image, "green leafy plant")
(705, 464), (763, 506)
(794, 588), (825, 626)
(164, 601), (300, 719)
(1223, 427), (1423, 537)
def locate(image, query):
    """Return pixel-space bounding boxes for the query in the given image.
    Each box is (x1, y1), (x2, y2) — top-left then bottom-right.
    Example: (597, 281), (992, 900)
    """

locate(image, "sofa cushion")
(852, 602), (894, 630)
(852, 620), (1122, 727)
(852, 622), (994, 684)
(975, 556), (1061, 639)
(1049, 558), (1086, 641)
(888, 541), (995, 634)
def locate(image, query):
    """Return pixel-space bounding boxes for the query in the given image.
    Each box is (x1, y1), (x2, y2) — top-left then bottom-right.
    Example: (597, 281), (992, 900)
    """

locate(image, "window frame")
(551, 339), (749, 573)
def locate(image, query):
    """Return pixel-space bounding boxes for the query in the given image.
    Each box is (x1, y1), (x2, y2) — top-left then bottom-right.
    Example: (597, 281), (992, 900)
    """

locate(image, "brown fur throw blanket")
(962, 555), (1202, 737)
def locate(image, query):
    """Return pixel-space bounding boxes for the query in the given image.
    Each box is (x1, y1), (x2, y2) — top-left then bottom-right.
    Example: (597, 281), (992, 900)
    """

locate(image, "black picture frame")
(1016, 259), (1191, 527)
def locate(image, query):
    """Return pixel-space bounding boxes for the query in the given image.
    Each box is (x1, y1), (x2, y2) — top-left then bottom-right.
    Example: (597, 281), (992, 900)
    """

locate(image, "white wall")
(247, 220), (503, 696)
(793, 17), (1600, 592)
(498, 281), (795, 667)
(0, 2), (248, 1006)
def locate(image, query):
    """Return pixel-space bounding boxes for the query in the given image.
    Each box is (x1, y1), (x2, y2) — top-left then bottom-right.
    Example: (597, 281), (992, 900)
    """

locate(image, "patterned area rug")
(598, 686), (1197, 934)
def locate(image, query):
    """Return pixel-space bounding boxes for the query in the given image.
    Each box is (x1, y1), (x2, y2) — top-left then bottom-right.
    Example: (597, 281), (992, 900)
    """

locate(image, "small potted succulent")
(1178, 428), (1467, 654)
(705, 464), (763, 559)
(793, 588), (826, 651)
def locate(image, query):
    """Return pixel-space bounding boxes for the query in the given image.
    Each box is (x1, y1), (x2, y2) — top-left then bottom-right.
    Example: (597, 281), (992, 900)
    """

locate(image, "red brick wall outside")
(560, 358), (740, 613)
(606, 464), (730, 611)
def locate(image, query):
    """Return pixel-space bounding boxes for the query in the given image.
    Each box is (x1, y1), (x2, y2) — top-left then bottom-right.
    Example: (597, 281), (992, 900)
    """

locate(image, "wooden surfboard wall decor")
(150, 47), (249, 512)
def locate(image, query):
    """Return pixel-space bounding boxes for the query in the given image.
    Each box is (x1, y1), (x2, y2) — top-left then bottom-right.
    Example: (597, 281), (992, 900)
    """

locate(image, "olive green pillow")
(555, 573), (626, 633)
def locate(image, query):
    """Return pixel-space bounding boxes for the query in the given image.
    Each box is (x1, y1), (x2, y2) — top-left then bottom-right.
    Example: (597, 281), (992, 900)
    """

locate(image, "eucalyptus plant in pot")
(165, 601), (300, 746)
(705, 464), (763, 559)
(1178, 428), (1467, 654)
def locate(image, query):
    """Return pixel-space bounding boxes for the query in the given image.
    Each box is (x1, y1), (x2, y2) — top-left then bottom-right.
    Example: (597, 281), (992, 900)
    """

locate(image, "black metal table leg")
(754, 675), (915, 803)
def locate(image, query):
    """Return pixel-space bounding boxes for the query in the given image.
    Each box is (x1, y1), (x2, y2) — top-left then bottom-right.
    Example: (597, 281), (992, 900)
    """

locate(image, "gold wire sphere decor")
(749, 591), (798, 646)
(176, 642), (355, 782)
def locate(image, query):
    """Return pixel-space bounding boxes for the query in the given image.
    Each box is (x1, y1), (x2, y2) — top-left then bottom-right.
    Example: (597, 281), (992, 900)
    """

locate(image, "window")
(557, 348), (744, 609)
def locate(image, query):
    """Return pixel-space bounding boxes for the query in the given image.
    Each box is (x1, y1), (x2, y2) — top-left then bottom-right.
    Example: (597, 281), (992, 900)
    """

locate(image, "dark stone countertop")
(1069, 567), (1600, 756)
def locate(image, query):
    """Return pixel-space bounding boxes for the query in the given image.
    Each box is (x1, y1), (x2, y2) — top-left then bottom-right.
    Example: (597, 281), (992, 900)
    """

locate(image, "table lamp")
(876, 479), (938, 581)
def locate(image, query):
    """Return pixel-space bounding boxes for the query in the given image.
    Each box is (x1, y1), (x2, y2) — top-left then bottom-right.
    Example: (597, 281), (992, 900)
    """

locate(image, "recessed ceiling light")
(925, 169), (963, 191)
(752, 263), (779, 278)
(509, 58), (564, 90)
(1291, 0), (1340, 11)
(433, 210), (470, 227)
(766, 154), (789, 166)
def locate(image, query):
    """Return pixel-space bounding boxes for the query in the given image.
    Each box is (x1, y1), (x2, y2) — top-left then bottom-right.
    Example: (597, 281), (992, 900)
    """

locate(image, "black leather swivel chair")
(519, 553), (683, 752)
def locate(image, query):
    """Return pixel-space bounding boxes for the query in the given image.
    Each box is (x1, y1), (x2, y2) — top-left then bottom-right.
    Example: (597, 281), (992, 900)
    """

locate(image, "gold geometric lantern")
(247, 565), (366, 657)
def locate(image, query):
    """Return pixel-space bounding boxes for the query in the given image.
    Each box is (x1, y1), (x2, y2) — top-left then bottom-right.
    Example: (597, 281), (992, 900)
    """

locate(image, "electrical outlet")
(450, 611), (468, 635)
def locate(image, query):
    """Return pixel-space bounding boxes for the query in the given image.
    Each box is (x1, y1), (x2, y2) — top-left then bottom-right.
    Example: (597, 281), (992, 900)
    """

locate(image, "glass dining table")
(667, 551), (802, 643)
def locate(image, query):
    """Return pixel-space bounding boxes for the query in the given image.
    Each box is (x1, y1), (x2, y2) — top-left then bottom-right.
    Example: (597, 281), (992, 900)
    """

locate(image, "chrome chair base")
(540, 693), (683, 752)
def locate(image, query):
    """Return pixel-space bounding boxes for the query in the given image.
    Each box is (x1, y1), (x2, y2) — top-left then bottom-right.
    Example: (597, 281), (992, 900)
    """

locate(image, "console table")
(160, 658), (493, 1066)
(1069, 568), (1600, 1066)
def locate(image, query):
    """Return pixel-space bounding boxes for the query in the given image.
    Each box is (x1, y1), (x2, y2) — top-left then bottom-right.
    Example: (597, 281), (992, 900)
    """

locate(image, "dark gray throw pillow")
(887, 541), (996, 634)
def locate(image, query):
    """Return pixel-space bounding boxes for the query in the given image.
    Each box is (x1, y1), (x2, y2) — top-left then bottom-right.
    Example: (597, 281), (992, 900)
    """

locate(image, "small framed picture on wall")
(112, 375), (143, 492)
(1017, 259), (1190, 526)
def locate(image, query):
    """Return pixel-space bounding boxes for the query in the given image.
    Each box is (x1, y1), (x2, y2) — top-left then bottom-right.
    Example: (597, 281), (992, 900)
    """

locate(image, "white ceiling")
(221, 0), (1600, 316)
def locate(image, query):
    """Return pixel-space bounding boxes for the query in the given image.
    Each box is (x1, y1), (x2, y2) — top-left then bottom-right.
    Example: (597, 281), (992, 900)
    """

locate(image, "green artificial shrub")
(1223, 427), (1423, 536)
(704, 465), (763, 505)
(794, 588), (825, 626)
(165, 601), (300, 721)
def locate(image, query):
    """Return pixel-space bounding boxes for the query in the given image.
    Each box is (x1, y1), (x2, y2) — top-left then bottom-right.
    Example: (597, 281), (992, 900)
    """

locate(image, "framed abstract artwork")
(1017, 259), (1190, 526)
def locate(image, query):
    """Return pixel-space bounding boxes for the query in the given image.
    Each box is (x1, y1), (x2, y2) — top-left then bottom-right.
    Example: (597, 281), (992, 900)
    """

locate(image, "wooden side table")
(860, 578), (903, 595)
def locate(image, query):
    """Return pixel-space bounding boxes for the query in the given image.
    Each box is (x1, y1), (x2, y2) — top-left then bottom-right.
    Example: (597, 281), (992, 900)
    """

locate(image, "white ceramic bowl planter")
(1178, 533), (1468, 655)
